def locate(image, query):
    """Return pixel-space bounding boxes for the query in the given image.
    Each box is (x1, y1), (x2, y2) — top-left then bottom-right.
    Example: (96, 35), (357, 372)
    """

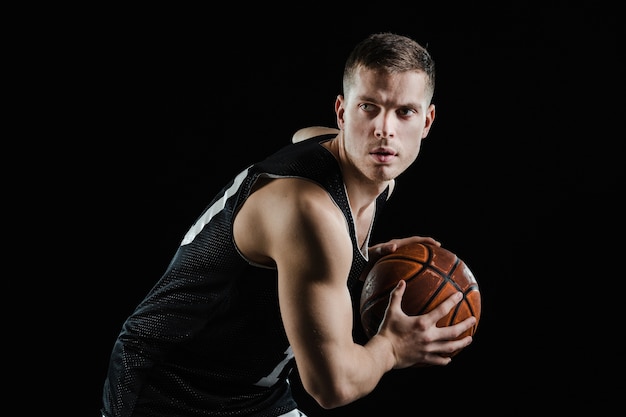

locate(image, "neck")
(323, 134), (391, 214)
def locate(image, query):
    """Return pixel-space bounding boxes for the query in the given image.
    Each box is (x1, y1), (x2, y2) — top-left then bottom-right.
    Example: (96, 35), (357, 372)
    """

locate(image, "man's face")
(336, 67), (435, 183)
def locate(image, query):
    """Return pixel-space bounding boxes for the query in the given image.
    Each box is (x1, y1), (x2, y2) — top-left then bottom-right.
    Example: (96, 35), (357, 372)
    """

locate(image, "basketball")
(359, 242), (481, 354)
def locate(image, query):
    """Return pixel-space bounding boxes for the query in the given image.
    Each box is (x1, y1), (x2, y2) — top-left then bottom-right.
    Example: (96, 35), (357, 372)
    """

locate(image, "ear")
(421, 103), (436, 138)
(335, 95), (346, 129)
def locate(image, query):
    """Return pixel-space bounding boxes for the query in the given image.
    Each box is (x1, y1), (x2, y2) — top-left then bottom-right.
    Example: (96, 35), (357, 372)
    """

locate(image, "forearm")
(297, 334), (396, 409)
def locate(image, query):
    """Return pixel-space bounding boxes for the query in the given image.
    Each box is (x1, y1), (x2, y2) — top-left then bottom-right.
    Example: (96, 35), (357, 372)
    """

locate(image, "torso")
(102, 134), (390, 417)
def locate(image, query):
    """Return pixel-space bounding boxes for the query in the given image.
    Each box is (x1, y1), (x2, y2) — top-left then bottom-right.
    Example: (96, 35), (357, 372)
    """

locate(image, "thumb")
(387, 279), (406, 312)
(376, 242), (398, 257)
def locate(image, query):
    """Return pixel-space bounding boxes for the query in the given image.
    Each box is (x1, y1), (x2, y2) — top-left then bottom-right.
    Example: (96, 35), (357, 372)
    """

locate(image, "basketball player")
(101, 32), (476, 417)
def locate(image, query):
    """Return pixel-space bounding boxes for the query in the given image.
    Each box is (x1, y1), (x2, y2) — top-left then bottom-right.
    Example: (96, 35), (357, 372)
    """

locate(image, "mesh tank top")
(101, 135), (390, 416)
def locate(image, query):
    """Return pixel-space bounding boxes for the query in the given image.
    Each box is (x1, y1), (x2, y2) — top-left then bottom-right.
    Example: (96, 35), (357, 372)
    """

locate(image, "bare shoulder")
(235, 177), (349, 265)
(261, 177), (340, 215)
(292, 126), (339, 143)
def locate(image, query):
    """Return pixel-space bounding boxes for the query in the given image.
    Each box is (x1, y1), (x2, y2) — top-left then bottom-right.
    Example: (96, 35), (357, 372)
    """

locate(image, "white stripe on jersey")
(254, 346), (294, 387)
(181, 167), (251, 246)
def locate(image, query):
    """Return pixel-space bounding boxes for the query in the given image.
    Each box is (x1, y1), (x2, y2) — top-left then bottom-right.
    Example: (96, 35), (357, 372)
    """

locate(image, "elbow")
(300, 375), (360, 410)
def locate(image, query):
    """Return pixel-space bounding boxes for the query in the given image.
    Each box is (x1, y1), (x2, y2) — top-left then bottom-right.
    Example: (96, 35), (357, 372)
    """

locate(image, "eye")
(398, 108), (416, 117)
(359, 103), (377, 112)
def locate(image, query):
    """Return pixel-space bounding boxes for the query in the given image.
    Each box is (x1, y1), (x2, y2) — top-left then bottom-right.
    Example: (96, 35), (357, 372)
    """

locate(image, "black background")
(71, 4), (624, 416)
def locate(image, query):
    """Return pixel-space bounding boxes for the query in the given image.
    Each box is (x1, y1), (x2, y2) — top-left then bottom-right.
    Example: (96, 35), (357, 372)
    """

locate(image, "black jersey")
(101, 135), (390, 417)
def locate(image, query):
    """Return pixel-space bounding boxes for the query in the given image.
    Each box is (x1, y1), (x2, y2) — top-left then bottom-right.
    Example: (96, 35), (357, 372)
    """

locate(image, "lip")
(370, 147), (397, 163)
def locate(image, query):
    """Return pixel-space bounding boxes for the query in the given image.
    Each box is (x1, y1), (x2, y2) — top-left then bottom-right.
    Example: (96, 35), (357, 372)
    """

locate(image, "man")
(101, 32), (476, 417)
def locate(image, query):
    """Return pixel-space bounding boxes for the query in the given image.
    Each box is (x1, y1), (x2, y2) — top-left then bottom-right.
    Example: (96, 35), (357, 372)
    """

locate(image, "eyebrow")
(357, 95), (424, 111)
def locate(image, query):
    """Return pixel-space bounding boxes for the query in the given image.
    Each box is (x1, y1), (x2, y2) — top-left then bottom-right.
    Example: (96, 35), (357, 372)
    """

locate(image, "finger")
(432, 334), (474, 356)
(422, 353), (453, 367)
(418, 236), (441, 247)
(375, 242), (398, 257)
(427, 292), (463, 323)
(430, 315), (477, 348)
(376, 280), (406, 335)
(443, 316), (477, 339)
(403, 235), (441, 247)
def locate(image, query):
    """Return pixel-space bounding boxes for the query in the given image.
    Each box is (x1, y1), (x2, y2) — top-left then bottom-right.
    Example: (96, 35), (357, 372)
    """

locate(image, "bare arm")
(236, 178), (393, 407)
(234, 178), (475, 409)
(275, 194), (393, 408)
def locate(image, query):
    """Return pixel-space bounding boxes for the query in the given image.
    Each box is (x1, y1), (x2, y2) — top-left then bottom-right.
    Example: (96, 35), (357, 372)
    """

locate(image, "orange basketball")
(359, 242), (481, 355)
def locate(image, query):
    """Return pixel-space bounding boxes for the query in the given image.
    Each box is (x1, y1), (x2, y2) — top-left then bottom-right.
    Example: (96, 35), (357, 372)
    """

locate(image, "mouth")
(371, 147), (397, 163)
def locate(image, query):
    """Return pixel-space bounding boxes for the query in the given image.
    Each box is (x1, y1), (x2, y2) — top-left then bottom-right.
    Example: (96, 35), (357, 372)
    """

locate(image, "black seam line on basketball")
(420, 257), (463, 293)
(361, 254), (463, 314)
(361, 266), (456, 316)
(359, 255), (430, 313)
(466, 286), (479, 317)
(402, 257), (468, 315)
(416, 277), (448, 315)
(361, 251), (479, 315)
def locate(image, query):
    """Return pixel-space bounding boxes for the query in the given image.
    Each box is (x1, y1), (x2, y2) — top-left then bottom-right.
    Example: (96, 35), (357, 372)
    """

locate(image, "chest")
(354, 208), (375, 255)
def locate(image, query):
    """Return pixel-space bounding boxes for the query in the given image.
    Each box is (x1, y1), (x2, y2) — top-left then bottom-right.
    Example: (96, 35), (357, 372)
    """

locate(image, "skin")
(233, 66), (476, 409)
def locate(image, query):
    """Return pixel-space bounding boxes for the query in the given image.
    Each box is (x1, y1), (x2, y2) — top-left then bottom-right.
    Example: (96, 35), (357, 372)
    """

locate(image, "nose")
(374, 129), (391, 139)
(374, 115), (395, 139)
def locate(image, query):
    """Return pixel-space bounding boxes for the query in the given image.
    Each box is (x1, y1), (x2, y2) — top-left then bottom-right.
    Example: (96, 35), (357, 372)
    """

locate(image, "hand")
(361, 236), (441, 281)
(377, 280), (476, 368)
(369, 236), (441, 261)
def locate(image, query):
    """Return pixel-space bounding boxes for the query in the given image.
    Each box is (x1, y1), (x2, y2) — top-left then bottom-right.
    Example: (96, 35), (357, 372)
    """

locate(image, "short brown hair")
(343, 32), (435, 102)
